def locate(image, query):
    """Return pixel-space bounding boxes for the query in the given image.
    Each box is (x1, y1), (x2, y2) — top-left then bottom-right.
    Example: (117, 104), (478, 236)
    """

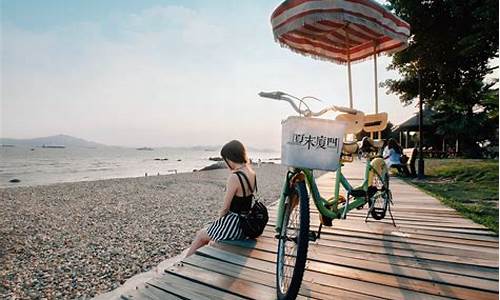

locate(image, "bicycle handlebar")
(258, 91), (361, 117)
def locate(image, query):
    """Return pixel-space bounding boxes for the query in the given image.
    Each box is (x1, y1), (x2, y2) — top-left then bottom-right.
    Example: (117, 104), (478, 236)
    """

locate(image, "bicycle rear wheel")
(276, 180), (309, 300)
(369, 172), (391, 220)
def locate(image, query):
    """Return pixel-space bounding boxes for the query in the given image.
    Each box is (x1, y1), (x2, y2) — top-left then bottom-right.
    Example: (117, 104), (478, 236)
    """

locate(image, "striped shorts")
(206, 211), (246, 241)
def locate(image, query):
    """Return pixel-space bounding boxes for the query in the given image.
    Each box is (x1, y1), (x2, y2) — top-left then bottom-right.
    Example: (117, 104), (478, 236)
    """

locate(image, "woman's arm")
(219, 174), (238, 217)
(383, 146), (390, 159)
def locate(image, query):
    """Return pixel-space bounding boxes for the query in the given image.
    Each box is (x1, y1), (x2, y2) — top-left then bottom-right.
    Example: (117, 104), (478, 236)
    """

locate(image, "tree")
(382, 0), (499, 157)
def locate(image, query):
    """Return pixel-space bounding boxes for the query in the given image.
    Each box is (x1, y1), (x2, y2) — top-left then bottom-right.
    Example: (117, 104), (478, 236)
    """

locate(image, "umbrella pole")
(348, 58), (353, 109)
(373, 43), (380, 139)
(345, 29), (353, 109)
(373, 47), (378, 114)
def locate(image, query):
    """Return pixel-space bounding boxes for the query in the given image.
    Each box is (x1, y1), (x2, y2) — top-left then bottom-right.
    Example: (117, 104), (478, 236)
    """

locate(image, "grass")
(404, 159), (499, 235)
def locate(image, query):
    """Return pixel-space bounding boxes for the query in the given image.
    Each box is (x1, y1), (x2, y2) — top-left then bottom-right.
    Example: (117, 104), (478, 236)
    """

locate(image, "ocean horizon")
(0, 145), (280, 188)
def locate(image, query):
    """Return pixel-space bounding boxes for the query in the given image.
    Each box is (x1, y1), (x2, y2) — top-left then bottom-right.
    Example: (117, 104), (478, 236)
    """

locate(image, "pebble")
(1, 164), (293, 299)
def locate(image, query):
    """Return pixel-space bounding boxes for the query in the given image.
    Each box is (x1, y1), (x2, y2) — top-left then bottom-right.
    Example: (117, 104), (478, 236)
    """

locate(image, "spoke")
(279, 196), (301, 293)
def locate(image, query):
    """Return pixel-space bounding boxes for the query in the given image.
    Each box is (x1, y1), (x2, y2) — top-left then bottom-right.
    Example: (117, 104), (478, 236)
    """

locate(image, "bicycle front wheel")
(276, 180), (310, 300)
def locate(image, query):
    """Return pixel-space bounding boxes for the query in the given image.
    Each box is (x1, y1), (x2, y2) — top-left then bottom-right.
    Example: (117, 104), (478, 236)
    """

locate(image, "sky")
(1, 0), (417, 150)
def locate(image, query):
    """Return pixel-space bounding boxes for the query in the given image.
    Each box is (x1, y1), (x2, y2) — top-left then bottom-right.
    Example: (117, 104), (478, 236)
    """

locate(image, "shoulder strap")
(234, 172), (247, 197)
(237, 171), (256, 194)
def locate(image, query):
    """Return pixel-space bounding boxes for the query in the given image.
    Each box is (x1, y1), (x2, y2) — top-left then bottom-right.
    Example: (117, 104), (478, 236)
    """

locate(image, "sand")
(0, 164), (294, 299)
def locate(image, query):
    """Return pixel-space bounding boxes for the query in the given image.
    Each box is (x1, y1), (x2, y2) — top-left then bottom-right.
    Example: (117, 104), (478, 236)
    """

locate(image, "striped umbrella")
(271, 0), (410, 110)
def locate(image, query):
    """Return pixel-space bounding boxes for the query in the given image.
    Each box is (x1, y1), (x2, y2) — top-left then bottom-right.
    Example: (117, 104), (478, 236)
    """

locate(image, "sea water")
(0, 146), (280, 188)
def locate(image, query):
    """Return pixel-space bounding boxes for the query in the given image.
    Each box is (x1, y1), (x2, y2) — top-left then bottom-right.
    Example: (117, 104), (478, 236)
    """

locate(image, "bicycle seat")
(363, 112), (388, 133)
(335, 112), (365, 134)
(342, 141), (359, 154)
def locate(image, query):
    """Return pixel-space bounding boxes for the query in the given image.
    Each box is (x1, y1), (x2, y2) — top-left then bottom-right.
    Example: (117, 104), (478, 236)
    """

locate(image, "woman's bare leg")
(185, 229), (211, 257)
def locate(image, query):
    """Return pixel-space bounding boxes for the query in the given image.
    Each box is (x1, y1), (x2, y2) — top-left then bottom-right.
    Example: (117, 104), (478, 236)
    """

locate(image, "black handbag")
(240, 199), (269, 239)
(235, 172), (268, 239)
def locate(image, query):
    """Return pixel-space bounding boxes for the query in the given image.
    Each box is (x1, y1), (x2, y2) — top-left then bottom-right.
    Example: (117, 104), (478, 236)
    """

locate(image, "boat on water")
(136, 147), (154, 151)
(42, 144), (66, 149)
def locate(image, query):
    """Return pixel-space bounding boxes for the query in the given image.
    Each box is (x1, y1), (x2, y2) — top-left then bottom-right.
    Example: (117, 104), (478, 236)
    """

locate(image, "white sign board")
(281, 116), (346, 171)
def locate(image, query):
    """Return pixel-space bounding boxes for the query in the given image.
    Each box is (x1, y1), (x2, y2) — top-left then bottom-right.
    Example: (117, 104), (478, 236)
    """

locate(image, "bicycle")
(259, 91), (395, 300)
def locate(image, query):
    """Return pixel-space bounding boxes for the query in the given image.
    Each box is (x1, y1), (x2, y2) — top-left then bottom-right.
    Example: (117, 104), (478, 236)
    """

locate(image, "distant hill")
(0, 134), (108, 148)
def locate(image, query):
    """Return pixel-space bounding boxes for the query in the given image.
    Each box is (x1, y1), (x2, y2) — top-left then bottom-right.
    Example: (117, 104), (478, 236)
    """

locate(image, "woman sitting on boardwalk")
(186, 140), (256, 257)
(383, 138), (410, 177)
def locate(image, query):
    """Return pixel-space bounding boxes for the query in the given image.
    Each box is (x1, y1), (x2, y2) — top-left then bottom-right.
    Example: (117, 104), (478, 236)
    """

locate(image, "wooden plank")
(268, 218), (499, 242)
(263, 225), (498, 259)
(202, 245), (454, 300)
(189, 249), (380, 300)
(215, 241), (498, 293)
(148, 272), (245, 300)
(345, 213), (489, 230)
(263, 225), (498, 252)
(269, 215), (496, 237)
(199, 245), (450, 299)
(162, 259), (300, 300)
(313, 224), (498, 245)
(242, 234), (498, 273)
(197, 246), (384, 300)
(258, 234), (497, 268)
(222, 239), (499, 281)
(347, 213), (484, 226)
(269, 207), (472, 225)
(210, 243), (498, 300)
(296, 229), (497, 260)
(266, 226), (498, 250)
(225, 238), (498, 291)
(120, 284), (182, 300)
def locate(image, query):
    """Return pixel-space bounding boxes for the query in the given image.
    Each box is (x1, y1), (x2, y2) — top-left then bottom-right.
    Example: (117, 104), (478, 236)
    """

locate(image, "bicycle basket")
(281, 116), (346, 171)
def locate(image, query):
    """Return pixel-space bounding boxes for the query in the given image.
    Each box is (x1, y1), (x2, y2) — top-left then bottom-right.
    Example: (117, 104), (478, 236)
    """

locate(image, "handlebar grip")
(258, 91), (284, 100)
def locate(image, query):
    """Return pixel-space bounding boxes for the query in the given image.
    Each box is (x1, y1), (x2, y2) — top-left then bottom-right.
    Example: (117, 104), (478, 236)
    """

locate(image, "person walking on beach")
(186, 140), (256, 257)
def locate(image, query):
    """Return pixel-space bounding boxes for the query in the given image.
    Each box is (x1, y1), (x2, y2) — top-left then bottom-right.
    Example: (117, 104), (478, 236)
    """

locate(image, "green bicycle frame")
(275, 158), (379, 233)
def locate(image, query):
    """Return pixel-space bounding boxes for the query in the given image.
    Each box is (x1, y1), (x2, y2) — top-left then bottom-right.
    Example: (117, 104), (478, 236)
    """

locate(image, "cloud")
(1, 3), (415, 149)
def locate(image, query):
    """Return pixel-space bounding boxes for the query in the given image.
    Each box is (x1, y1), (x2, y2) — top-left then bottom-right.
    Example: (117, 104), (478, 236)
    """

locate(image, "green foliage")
(383, 0), (499, 157)
(408, 159), (499, 234)
(424, 159), (498, 184)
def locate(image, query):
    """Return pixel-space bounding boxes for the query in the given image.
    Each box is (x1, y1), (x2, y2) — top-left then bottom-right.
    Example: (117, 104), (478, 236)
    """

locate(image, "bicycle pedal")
(319, 214), (333, 226)
(308, 231), (318, 242)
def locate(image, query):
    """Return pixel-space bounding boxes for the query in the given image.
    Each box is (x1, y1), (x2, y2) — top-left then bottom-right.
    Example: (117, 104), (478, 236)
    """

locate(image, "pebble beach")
(0, 164), (296, 299)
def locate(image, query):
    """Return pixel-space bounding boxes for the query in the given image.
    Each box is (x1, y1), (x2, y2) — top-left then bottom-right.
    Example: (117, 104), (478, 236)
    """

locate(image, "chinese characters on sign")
(288, 133), (340, 153)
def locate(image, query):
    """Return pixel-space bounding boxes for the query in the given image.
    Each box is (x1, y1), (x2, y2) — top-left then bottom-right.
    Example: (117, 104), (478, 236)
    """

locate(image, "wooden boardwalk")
(121, 162), (499, 300)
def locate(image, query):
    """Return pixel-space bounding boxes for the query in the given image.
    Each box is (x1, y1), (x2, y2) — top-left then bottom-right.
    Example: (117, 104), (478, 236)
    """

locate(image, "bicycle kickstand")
(364, 196), (372, 223)
(308, 223), (322, 242)
(388, 202), (397, 227)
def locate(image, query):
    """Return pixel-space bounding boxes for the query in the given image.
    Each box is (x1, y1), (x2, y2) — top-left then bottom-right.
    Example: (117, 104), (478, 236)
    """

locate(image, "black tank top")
(229, 171), (257, 214)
